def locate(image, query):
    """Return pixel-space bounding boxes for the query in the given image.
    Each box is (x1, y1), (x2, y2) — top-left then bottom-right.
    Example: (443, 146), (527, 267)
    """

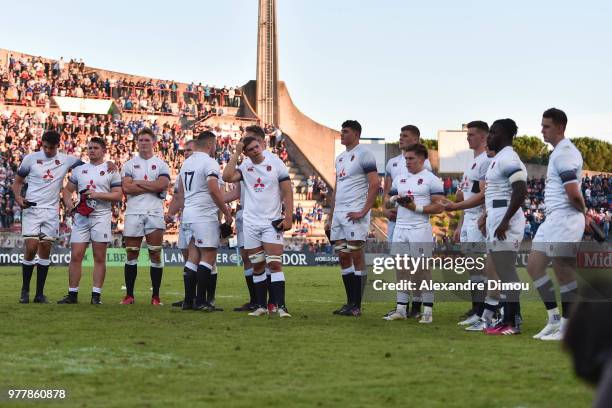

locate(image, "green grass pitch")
(0, 265), (592, 407)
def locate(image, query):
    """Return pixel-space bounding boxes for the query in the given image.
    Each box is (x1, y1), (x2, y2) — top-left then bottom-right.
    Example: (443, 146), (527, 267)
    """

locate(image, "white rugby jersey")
(335, 144), (378, 212)
(69, 162), (122, 216)
(484, 146), (527, 210)
(238, 153), (290, 226)
(179, 152), (221, 223)
(386, 153), (432, 183)
(122, 155), (171, 216)
(459, 151), (491, 217)
(390, 169), (444, 227)
(17, 151), (83, 209)
(544, 138), (583, 215)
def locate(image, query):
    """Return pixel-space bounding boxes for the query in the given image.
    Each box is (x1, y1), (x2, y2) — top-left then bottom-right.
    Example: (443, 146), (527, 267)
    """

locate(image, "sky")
(1, 0), (611, 142)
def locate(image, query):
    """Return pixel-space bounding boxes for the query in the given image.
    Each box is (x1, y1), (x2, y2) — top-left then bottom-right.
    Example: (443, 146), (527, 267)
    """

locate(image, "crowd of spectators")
(0, 53), (241, 119)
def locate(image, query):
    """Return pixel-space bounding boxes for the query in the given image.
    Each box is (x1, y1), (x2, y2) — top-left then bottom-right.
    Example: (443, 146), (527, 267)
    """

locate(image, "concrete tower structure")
(256, 0), (279, 126)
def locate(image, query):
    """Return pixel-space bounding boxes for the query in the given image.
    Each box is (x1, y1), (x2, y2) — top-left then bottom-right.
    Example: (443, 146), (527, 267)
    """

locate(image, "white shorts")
(244, 224), (283, 250)
(486, 206), (524, 252)
(22, 207), (59, 240)
(236, 210), (244, 248)
(330, 210), (371, 242)
(123, 213), (165, 237)
(71, 214), (112, 243)
(183, 221), (220, 248)
(177, 222), (188, 250)
(532, 211), (584, 257)
(460, 215), (486, 254)
(391, 224), (434, 257)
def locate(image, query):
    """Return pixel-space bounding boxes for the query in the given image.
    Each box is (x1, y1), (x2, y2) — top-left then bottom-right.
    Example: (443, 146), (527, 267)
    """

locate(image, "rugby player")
(326, 120), (379, 317)
(120, 128), (171, 305)
(57, 137), (122, 304)
(383, 125), (432, 318)
(528, 108), (585, 341)
(481, 119), (528, 335)
(10, 131), (84, 303)
(177, 132), (233, 311)
(384, 143), (444, 323)
(440, 121), (490, 325)
(223, 135), (293, 317)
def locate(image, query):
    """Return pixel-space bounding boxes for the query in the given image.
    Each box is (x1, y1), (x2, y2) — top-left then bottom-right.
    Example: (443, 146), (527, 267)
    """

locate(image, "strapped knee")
(265, 254), (283, 265)
(147, 244), (162, 253)
(40, 235), (56, 243)
(125, 246), (140, 253)
(23, 235), (40, 241)
(335, 242), (351, 253)
(248, 251), (266, 264)
(347, 242), (364, 252)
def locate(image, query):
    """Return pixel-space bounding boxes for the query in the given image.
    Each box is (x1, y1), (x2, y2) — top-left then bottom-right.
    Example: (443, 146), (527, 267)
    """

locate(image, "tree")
(571, 137), (612, 172)
(513, 135), (550, 165)
(421, 139), (438, 150)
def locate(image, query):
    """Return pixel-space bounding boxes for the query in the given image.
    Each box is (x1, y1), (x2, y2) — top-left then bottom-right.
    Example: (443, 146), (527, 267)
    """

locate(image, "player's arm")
(208, 176), (233, 224)
(122, 176), (148, 195)
(167, 177), (184, 218)
(403, 194), (445, 215)
(89, 186), (123, 202)
(280, 179), (294, 231)
(223, 183), (240, 203)
(133, 175), (170, 193)
(494, 179), (527, 240)
(382, 174), (397, 220)
(325, 181), (337, 230)
(222, 140), (243, 183)
(561, 171), (587, 214)
(62, 180), (77, 210)
(10, 174), (28, 208)
(347, 171), (379, 222)
(442, 180), (485, 211)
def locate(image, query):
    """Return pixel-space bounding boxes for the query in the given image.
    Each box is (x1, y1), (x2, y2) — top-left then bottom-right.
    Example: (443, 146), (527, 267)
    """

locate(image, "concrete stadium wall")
(276, 81), (338, 187)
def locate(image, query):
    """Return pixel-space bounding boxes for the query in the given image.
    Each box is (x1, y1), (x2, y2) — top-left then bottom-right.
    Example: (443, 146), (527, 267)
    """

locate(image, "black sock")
(21, 262), (35, 293)
(270, 273), (286, 307)
(561, 285), (578, 319)
(124, 263), (137, 297)
(245, 275), (256, 304)
(352, 274), (363, 308)
(35, 262), (50, 297)
(207, 273), (218, 303)
(267, 274), (275, 305)
(411, 301), (422, 313)
(342, 273), (354, 305)
(183, 266), (197, 306)
(535, 276), (558, 310)
(150, 266), (163, 297)
(253, 274), (268, 307)
(92, 291), (100, 300)
(196, 263), (212, 305)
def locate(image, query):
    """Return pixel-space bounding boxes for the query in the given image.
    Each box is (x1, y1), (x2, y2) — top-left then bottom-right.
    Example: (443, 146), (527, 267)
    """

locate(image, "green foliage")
(421, 138), (438, 150)
(513, 135), (550, 165)
(571, 137), (612, 172)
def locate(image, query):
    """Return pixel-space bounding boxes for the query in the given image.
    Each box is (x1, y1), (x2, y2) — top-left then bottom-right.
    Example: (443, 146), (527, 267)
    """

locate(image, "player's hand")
(164, 214), (176, 226)
(106, 161), (118, 173)
(494, 219), (509, 241)
(324, 218), (332, 231)
(235, 140), (244, 154)
(439, 198), (456, 211)
(346, 211), (364, 223)
(383, 208), (397, 221)
(282, 217), (292, 231)
(15, 196), (27, 209)
(83, 189), (97, 199)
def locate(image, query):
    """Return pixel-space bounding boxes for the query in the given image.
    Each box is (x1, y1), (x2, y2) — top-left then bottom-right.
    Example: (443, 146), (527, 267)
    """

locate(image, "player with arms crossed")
(528, 108), (586, 341)
(384, 144), (444, 323)
(223, 135), (293, 317)
(326, 120), (379, 317)
(11, 130), (86, 303)
(440, 121), (491, 326)
(383, 124), (432, 318)
(119, 128), (171, 305)
(177, 132), (233, 311)
(481, 119), (528, 335)
(58, 137), (122, 304)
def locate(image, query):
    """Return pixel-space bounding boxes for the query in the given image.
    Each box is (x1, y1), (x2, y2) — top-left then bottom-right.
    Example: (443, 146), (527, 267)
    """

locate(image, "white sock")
(423, 306), (433, 315)
(92, 287), (102, 294)
(396, 304), (407, 315)
(560, 317), (569, 332)
(482, 308), (494, 323)
(69, 287), (79, 293)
